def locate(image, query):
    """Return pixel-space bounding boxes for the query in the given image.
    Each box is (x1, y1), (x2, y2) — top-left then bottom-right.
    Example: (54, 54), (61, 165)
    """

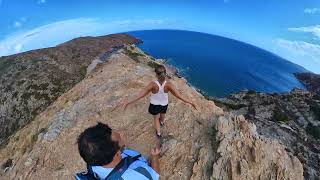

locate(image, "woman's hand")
(150, 146), (161, 173)
(150, 146), (161, 157)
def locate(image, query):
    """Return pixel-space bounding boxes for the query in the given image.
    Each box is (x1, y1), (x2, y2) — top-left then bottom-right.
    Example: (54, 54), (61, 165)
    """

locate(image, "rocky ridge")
(0, 34), (140, 145)
(0, 43), (303, 180)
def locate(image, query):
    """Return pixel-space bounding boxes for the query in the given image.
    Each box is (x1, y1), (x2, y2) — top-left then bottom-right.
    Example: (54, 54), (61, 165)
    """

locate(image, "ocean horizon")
(129, 29), (307, 97)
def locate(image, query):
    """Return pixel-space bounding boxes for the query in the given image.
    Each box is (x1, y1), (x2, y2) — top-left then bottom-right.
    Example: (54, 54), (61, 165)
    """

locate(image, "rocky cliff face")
(213, 89), (320, 179)
(0, 43), (303, 180)
(212, 113), (303, 180)
(0, 34), (140, 145)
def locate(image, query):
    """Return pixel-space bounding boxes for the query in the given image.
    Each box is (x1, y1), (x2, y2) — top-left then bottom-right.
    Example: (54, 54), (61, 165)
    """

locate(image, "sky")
(0, 0), (319, 73)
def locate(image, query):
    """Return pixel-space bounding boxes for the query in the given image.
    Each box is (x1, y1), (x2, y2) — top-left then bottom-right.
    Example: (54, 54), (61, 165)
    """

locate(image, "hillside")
(0, 44), (303, 179)
(0, 34), (140, 145)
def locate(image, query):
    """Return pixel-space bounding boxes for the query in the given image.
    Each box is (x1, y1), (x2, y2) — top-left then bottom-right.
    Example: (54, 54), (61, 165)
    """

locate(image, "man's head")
(77, 122), (125, 166)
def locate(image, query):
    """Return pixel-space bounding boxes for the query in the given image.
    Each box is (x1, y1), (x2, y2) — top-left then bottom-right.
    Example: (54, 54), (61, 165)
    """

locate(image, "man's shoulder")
(122, 148), (140, 157)
(122, 148), (148, 165)
(122, 168), (158, 180)
(122, 148), (159, 180)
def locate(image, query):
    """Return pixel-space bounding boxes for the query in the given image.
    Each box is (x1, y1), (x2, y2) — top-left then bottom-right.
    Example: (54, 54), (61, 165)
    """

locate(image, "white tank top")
(150, 80), (169, 106)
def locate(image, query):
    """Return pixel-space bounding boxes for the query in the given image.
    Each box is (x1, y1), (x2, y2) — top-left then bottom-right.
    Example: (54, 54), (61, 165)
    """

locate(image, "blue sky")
(0, 0), (319, 73)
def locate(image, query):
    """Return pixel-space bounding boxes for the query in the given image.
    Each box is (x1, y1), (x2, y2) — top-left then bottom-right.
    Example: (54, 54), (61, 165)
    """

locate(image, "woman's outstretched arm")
(167, 82), (197, 110)
(124, 82), (154, 110)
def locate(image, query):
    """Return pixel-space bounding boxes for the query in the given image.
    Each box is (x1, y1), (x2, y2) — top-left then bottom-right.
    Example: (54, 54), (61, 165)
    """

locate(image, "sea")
(129, 30), (307, 97)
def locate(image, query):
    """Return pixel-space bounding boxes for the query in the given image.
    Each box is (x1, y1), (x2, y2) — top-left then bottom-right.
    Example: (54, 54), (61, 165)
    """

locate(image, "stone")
(211, 113), (304, 180)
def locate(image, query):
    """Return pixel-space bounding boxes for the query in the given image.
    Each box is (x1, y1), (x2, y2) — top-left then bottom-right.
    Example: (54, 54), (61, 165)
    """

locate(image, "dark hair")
(77, 122), (120, 166)
(155, 65), (166, 82)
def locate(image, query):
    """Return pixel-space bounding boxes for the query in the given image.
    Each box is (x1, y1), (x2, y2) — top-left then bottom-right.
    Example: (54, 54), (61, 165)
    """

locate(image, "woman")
(124, 64), (197, 138)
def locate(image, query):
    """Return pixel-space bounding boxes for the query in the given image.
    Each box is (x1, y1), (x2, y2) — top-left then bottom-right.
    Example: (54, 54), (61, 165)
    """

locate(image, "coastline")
(162, 59), (309, 99)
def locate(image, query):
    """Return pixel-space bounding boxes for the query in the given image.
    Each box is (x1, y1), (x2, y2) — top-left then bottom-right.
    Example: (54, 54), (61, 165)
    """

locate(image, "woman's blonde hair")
(155, 65), (166, 82)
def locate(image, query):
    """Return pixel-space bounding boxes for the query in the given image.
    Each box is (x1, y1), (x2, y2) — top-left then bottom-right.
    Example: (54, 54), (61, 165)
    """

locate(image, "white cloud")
(114, 19), (164, 26)
(273, 39), (320, 73)
(14, 21), (22, 28)
(288, 25), (320, 39)
(304, 8), (320, 14)
(37, 0), (46, 4)
(20, 17), (27, 22)
(142, 19), (164, 25)
(0, 18), (101, 56)
(12, 17), (27, 28)
(115, 20), (132, 25)
(0, 18), (172, 57)
(14, 44), (23, 52)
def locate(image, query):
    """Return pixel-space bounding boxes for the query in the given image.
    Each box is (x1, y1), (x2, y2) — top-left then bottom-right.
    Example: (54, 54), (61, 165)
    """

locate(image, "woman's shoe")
(156, 132), (162, 138)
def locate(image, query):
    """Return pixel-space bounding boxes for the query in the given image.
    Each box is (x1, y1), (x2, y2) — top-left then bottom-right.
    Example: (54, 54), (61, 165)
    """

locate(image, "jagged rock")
(211, 113), (303, 180)
(215, 88), (320, 179)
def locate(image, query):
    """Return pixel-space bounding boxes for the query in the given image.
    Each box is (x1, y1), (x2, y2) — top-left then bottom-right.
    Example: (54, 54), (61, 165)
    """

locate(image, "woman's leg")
(159, 113), (166, 125)
(153, 114), (161, 135)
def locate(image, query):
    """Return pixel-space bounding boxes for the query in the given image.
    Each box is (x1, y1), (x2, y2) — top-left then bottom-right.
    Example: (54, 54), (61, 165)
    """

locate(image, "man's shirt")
(91, 149), (159, 180)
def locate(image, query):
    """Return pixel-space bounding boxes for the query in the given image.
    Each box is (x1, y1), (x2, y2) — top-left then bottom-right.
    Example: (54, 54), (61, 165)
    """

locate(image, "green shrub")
(306, 124), (320, 140)
(313, 94), (320, 101)
(123, 48), (142, 63)
(310, 103), (320, 121)
(243, 94), (250, 100)
(0, 58), (15, 74)
(17, 80), (26, 86)
(147, 61), (159, 68)
(261, 100), (273, 106)
(273, 108), (289, 122)
(211, 98), (246, 110)
(225, 103), (246, 110)
(247, 90), (256, 95)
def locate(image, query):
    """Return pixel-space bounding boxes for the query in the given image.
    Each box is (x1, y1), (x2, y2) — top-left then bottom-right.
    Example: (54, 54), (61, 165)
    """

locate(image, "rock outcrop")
(0, 43), (303, 180)
(213, 89), (320, 179)
(211, 113), (303, 180)
(0, 34), (140, 145)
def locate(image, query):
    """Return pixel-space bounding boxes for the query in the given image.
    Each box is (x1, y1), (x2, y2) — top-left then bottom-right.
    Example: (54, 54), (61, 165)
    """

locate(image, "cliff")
(0, 34), (141, 145)
(213, 89), (320, 179)
(0, 43), (303, 180)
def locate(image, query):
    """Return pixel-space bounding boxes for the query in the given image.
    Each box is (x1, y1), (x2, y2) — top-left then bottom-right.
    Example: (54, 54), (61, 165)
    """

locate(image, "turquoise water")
(129, 30), (307, 97)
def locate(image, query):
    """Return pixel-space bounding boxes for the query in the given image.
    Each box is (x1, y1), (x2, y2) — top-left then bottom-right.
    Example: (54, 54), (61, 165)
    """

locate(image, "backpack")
(75, 154), (141, 180)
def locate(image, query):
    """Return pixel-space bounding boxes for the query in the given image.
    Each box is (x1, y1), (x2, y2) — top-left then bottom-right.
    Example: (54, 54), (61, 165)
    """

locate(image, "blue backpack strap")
(105, 154), (141, 180)
(75, 155), (141, 180)
(75, 165), (99, 180)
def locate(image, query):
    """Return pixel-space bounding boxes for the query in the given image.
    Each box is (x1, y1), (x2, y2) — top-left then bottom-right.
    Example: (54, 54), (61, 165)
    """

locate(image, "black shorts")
(148, 103), (168, 115)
